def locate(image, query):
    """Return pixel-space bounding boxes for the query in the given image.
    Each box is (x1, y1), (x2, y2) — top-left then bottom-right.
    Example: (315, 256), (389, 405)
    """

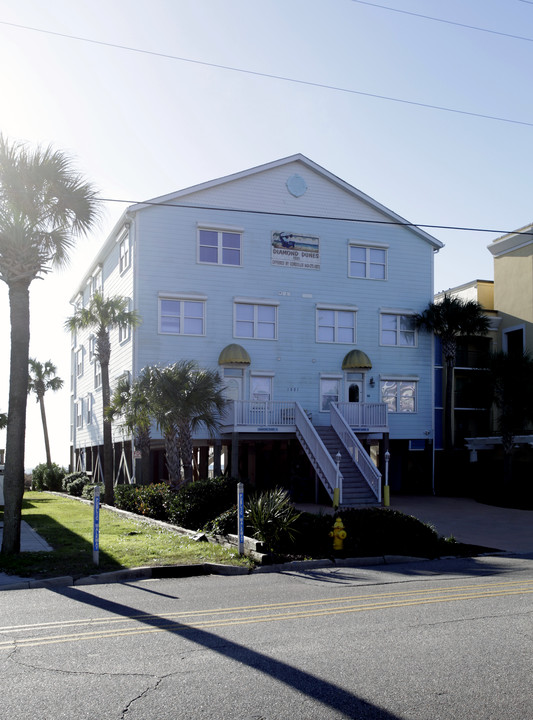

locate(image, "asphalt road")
(1, 554), (532, 719)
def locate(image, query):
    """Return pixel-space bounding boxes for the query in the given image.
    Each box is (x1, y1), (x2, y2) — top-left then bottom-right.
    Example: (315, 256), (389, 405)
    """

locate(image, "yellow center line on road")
(1, 584), (532, 649)
(1, 578), (533, 634)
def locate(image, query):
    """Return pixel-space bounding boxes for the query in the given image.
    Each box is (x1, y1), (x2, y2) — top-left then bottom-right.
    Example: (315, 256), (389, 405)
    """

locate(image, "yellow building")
(488, 222), (533, 355)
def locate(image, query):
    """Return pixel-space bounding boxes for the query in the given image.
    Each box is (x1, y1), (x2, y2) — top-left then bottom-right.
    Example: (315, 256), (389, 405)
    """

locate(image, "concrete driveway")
(390, 496), (533, 554)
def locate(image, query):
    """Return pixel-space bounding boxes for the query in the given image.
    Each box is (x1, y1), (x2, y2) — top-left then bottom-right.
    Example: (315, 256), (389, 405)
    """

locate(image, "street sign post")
(93, 485), (100, 565)
(237, 482), (244, 555)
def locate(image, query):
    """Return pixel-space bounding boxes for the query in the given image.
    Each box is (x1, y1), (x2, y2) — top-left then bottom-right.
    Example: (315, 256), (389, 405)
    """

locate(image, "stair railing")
(294, 403), (343, 503)
(330, 404), (381, 502)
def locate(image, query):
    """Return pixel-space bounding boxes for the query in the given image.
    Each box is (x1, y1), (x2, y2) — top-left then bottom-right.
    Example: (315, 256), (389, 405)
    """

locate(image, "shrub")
(82, 483), (104, 501)
(114, 483), (172, 520)
(31, 463), (66, 492)
(62, 471), (91, 497)
(167, 476), (241, 530)
(334, 507), (441, 558)
(245, 487), (301, 554)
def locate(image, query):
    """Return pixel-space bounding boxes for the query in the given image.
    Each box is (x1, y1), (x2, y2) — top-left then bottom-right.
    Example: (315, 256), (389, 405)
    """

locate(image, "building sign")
(271, 232), (320, 270)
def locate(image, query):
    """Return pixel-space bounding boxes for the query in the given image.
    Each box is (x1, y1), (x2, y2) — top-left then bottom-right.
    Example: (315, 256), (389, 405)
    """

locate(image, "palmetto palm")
(107, 374), (152, 485)
(28, 359), (64, 467)
(0, 136), (99, 554)
(66, 293), (140, 505)
(144, 361), (227, 487)
(415, 295), (490, 450)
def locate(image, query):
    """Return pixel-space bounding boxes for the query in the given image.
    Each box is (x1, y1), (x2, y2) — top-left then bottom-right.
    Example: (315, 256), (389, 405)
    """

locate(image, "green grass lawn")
(0, 492), (250, 579)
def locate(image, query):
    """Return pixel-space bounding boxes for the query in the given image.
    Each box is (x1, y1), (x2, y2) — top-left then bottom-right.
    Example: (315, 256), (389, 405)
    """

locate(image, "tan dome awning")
(218, 344), (251, 365)
(342, 349), (372, 370)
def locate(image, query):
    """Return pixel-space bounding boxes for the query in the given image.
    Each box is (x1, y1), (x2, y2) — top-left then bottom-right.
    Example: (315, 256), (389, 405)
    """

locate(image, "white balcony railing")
(335, 401), (388, 429)
(223, 400), (296, 429)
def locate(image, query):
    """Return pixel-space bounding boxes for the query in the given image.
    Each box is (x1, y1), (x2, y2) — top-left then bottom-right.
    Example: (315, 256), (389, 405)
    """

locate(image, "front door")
(347, 379), (363, 402)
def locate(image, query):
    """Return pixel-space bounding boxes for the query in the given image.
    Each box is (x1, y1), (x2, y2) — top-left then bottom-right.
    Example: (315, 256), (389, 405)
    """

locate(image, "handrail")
(330, 404), (381, 502)
(225, 400), (296, 428)
(294, 403), (343, 503)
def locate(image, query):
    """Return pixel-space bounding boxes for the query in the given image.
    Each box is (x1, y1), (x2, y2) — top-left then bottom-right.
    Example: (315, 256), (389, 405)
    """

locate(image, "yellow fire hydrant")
(330, 517), (347, 551)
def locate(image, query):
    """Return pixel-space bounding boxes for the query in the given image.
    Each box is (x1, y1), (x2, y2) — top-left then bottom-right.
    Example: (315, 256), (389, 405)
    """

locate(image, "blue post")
(237, 482), (244, 555)
(93, 485), (100, 565)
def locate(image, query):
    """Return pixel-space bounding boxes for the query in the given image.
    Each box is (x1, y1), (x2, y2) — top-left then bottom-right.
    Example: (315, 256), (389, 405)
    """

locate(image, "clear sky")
(0, 0), (532, 469)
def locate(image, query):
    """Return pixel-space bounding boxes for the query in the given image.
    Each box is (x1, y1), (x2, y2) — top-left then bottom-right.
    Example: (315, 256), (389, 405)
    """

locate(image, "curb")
(1, 550), (517, 591)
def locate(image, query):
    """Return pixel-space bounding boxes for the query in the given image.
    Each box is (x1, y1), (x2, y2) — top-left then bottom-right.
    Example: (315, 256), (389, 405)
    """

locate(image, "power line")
(97, 195), (533, 237)
(352, 0), (533, 43)
(1, 19), (533, 128)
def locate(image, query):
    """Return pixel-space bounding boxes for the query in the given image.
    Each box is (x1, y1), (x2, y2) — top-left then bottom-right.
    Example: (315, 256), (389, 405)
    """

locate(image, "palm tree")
(28, 359), (64, 467)
(107, 374), (152, 485)
(415, 295), (490, 450)
(66, 293), (140, 505)
(145, 361), (227, 487)
(486, 351), (533, 483)
(0, 136), (99, 554)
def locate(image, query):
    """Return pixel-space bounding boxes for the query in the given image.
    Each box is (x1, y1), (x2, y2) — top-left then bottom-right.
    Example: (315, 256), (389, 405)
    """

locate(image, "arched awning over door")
(342, 349), (372, 370)
(218, 344), (251, 365)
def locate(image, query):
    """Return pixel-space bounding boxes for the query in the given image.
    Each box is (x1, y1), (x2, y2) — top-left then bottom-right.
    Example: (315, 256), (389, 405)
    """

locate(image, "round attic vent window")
(286, 174), (307, 197)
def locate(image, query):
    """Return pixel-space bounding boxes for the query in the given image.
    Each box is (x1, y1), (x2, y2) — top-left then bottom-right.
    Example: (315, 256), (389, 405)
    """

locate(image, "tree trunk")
(101, 359), (114, 506)
(1, 281), (30, 554)
(178, 421), (194, 485)
(136, 429), (151, 485)
(444, 359), (454, 451)
(164, 427), (181, 489)
(38, 394), (52, 467)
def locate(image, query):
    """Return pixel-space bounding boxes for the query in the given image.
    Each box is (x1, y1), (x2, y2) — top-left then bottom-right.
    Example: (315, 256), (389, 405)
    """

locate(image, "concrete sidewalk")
(0, 521), (53, 588)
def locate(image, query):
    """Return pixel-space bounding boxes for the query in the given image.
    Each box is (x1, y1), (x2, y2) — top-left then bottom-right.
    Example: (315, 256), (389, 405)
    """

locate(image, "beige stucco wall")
(493, 245), (533, 352)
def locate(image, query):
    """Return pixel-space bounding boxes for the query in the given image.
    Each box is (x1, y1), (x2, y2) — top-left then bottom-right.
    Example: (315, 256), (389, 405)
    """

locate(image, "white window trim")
(348, 241), (389, 280)
(158, 295), (206, 336)
(316, 305), (357, 344)
(119, 232), (131, 274)
(76, 347), (84, 378)
(94, 361), (102, 390)
(234, 300), (278, 340)
(76, 399), (84, 429)
(118, 300), (133, 344)
(250, 373), (274, 402)
(379, 311), (418, 348)
(380, 376), (419, 414)
(319, 373), (343, 413)
(88, 335), (96, 362)
(86, 394), (93, 425)
(197, 226), (243, 267)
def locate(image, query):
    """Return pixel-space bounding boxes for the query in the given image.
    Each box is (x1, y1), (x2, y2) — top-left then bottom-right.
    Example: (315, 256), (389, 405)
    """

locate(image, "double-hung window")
(76, 399), (83, 429)
(86, 394), (93, 425)
(94, 361), (102, 390)
(234, 299), (278, 340)
(251, 374), (273, 402)
(76, 347), (84, 377)
(159, 295), (206, 335)
(381, 378), (417, 413)
(320, 375), (341, 412)
(317, 305), (357, 343)
(198, 227), (242, 266)
(380, 312), (416, 347)
(119, 234), (130, 273)
(118, 300), (133, 343)
(349, 243), (387, 279)
(90, 268), (102, 297)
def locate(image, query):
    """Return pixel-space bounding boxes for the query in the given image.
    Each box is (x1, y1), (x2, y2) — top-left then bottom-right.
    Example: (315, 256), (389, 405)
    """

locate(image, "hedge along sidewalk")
(0, 491), (251, 583)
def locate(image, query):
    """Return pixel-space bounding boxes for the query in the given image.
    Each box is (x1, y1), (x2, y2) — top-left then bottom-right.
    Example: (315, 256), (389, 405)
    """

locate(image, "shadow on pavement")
(54, 585), (403, 719)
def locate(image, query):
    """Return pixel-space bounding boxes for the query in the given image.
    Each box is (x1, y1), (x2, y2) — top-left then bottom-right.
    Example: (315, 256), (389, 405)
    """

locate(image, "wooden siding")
(72, 158), (437, 447)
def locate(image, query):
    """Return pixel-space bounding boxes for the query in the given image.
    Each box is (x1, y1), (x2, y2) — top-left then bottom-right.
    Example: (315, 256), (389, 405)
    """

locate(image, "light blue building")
(70, 155), (443, 504)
